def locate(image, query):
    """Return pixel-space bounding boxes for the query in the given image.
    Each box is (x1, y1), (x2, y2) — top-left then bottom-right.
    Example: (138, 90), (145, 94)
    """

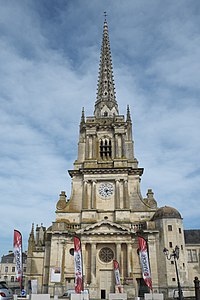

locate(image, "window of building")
(179, 228), (182, 234)
(11, 276), (14, 282)
(172, 278), (176, 282)
(69, 248), (74, 256)
(12, 267), (15, 272)
(99, 247), (114, 263)
(192, 250), (198, 262)
(23, 267), (26, 272)
(169, 242), (173, 248)
(187, 249), (198, 262)
(181, 245), (183, 250)
(5, 266), (8, 272)
(100, 138), (112, 159)
(168, 225), (172, 231)
(171, 261), (174, 265)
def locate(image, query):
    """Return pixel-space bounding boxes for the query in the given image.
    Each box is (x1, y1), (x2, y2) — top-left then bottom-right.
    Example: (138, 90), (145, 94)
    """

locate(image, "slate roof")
(1, 252), (27, 263)
(184, 230), (200, 244)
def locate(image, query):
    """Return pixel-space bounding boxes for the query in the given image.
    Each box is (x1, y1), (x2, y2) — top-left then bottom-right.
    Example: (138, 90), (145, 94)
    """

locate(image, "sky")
(0, 0), (200, 257)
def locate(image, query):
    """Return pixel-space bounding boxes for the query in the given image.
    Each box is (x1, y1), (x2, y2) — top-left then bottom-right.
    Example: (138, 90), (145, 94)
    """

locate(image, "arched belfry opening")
(100, 138), (112, 159)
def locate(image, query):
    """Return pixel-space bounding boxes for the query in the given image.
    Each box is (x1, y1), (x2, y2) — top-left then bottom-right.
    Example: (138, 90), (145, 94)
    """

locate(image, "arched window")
(100, 138), (112, 159)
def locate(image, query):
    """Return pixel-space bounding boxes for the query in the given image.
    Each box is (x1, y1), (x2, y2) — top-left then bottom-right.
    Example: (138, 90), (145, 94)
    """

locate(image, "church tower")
(26, 17), (189, 300)
(52, 17), (158, 299)
(56, 18), (157, 220)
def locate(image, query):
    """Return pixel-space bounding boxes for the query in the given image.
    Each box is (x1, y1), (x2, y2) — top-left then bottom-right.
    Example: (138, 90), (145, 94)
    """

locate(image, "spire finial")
(127, 105), (131, 122)
(104, 11), (107, 21)
(31, 223), (34, 235)
(80, 107), (85, 124)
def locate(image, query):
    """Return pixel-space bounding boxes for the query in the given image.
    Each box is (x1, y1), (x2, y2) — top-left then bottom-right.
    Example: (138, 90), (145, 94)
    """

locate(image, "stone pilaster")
(115, 180), (120, 209)
(83, 180), (88, 209)
(91, 243), (96, 284)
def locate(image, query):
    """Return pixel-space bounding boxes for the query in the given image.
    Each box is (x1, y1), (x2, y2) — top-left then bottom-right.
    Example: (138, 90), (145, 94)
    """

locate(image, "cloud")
(0, 0), (200, 256)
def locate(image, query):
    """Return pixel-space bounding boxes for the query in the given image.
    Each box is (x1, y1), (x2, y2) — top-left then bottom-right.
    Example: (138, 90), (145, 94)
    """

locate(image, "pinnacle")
(127, 105), (132, 122)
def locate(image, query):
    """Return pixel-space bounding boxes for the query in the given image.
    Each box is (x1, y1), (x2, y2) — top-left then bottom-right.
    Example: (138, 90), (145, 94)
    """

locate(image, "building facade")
(26, 19), (200, 299)
(0, 251), (27, 292)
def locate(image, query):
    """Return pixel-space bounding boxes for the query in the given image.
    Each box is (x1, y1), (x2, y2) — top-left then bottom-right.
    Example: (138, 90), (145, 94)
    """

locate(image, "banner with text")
(74, 236), (83, 293)
(138, 236), (153, 290)
(13, 230), (23, 283)
(113, 260), (122, 293)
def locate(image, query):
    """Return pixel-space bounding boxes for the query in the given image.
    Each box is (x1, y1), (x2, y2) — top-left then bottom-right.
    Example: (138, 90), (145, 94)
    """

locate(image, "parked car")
(0, 281), (13, 300)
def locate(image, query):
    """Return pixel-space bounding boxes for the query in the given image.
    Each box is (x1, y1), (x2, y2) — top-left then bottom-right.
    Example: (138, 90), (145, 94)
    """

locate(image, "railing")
(131, 222), (147, 232)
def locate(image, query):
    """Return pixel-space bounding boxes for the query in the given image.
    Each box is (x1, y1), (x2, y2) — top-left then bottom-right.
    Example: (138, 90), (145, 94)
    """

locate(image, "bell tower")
(56, 17), (157, 223)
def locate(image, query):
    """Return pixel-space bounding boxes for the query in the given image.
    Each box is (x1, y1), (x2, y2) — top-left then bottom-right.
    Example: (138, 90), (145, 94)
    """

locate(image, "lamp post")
(163, 245), (183, 300)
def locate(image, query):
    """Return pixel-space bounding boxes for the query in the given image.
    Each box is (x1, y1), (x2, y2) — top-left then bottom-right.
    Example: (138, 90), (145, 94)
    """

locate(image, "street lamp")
(163, 245), (183, 300)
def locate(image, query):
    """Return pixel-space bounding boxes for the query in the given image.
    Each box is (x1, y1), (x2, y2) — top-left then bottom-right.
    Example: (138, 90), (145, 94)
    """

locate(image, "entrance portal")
(100, 270), (114, 299)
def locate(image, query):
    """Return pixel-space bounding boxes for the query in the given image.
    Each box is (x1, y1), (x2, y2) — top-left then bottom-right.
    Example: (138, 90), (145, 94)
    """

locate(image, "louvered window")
(100, 138), (112, 159)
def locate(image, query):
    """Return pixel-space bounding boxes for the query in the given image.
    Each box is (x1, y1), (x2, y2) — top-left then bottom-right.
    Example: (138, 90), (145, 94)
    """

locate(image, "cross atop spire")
(94, 17), (119, 117)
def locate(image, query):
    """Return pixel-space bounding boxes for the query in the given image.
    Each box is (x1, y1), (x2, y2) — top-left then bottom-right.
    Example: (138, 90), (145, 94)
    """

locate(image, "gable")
(76, 220), (131, 236)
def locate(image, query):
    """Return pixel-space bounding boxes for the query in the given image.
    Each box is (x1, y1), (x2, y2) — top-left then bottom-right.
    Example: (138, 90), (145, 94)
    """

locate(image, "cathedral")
(26, 19), (200, 299)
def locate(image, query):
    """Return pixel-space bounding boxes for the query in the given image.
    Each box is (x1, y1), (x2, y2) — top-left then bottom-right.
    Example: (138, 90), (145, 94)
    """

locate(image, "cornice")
(68, 167), (143, 177)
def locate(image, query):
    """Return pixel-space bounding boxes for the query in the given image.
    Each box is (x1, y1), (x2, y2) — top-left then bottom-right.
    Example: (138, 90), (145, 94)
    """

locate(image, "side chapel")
(26, 18), (196, 299)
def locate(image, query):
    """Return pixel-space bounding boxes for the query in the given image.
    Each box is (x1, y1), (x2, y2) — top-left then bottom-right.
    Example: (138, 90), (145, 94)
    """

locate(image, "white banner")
(13, 230), (22, 284)
(74, 236), (83, 293)
(138, 236), (152, 290)
(51, 267), (61, 282)
(113, 260), (122, 293)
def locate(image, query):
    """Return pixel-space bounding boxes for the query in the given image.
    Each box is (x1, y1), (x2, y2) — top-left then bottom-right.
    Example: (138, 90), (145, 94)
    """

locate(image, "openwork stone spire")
(94, 17), (119, 117)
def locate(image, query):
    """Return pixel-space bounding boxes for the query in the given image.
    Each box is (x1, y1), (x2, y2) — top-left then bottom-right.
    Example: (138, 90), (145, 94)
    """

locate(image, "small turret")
(80, 107), (85, 125)
(126, 105), (131, 122)
(28, 223), (36, 255)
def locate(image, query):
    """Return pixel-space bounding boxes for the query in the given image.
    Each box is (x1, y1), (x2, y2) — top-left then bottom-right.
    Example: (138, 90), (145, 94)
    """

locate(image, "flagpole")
(21, 233), (23, 293)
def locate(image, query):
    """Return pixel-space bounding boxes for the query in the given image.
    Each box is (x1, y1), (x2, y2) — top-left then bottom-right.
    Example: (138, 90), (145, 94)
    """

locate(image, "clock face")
(98, 182), (114, 198)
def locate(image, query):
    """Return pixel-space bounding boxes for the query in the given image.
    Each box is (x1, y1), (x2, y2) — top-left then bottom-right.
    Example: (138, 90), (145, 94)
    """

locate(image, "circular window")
(99, 247), (114, 263)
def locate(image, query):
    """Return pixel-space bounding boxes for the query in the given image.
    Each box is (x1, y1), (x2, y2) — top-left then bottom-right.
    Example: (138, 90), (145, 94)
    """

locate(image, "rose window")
(99, 247), (114, 263)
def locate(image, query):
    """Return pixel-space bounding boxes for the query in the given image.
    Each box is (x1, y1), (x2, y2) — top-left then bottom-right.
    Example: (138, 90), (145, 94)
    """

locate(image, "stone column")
(115, 180), (120, 209)
(82, 181), (88, 209)
(88, 181), (92, 209)
(115, 134), (119, 158)
(82, 243), (86, 280)
(123, 180), (129, 209)
(91, 243), (96, 284)
(91, 181), (96, 209)
(89, 135), (93, 159)
(148, 235), (159, 288)
(116, 243), (121, 265)
(85, 135), (89, 159)
(118, 134), (122, 158)
(122, 134), (126, 157)
(127, 243), (132, 277)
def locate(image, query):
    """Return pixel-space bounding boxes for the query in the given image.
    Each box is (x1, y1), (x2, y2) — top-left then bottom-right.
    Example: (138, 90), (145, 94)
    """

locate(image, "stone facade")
(0, 251), (27, 291)
(26, 19), (200, 299)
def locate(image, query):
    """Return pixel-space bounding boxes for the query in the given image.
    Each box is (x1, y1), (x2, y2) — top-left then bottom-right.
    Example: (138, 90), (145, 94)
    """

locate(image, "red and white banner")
(74, 236), (83, 293)
(113, 260), (122, 293)
(138, 236), (152, 290)
(13, 230), (23, 283)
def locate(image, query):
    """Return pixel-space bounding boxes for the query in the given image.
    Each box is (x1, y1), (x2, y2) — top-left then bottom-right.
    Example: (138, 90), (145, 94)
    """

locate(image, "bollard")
(194, 277), (200, 300)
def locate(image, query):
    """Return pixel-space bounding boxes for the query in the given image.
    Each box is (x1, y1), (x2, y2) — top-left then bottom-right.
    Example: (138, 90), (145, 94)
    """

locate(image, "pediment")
(76, 220), (131, 235)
